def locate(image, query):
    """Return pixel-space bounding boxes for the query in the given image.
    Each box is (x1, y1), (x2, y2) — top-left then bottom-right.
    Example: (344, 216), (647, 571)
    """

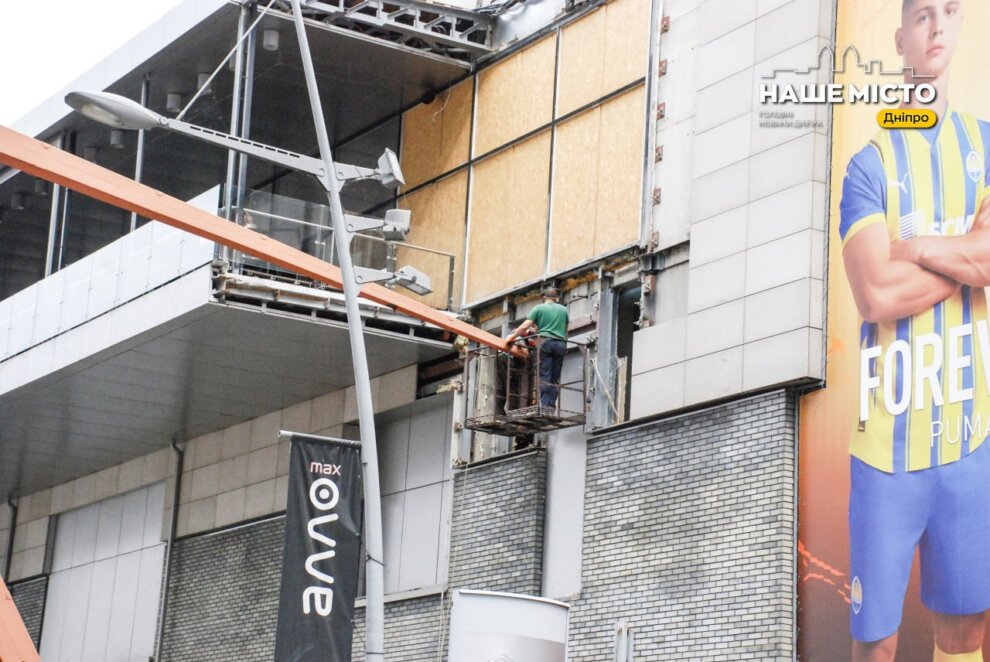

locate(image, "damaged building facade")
(0, 0), (830, 659)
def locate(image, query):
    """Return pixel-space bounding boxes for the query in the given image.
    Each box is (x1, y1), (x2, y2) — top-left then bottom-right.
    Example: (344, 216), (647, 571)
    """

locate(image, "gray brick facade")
(568, 389), (797, 661)
(159, 517), (284, 661)
(10, 576), (47, 649)
(157, 450), (548, 661)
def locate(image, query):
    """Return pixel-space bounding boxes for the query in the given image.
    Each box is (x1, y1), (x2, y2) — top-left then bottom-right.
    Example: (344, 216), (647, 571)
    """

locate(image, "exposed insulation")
(397, 169), (469, 309)
(556, 0), (651, 117)
(550, 84), (645, 272)
(466, 131), (552, 302)
(400, 79), (473, 190)
(474, 35), (556, 156)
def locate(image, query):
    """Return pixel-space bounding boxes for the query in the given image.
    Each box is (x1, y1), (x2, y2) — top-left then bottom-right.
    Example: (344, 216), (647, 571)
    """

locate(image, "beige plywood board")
(549, 84), (646, 272)
(594, 85), (645, 256)
(466, 132), (552, 302)
(474, 35), (556, 156)
(400, 79), (473, 190)
(557, 0), (650, 117)
(397, 170), (468, 309)
(549, 107), (600, 271)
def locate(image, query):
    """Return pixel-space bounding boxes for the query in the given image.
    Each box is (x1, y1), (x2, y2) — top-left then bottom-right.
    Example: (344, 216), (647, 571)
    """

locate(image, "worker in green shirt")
(506, 287), (568, 409)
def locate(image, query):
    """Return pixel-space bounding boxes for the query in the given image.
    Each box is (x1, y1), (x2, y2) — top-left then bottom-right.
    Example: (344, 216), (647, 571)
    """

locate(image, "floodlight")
(65, 91), (164, 131)
(393, 265), (432, 296)
(376, 149), (404, 189)
(381, 209), (411, 241)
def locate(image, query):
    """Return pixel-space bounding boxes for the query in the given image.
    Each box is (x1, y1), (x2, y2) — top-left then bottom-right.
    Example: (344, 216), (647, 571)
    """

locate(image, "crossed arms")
(844, 198), (990, 323)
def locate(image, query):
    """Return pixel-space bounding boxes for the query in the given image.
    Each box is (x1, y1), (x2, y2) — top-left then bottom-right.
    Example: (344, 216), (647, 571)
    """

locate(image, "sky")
(0, 0), (185, 126)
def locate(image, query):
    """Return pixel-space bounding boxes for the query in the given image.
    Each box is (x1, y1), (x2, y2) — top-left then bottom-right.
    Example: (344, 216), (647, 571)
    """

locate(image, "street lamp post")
(67, 7), (400, 654)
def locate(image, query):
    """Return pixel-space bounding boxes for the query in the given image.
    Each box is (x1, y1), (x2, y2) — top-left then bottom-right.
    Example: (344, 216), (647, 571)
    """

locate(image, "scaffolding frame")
(274, 0), (495, 61)
(464, 337), (587, 436)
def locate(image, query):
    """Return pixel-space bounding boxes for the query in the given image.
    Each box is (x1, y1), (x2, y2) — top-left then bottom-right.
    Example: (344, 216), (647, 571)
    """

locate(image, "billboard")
(799, 1), (990, 659)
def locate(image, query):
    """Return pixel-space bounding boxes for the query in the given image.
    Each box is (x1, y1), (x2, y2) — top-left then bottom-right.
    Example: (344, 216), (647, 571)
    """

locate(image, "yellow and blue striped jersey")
(840, 110), (990, 473)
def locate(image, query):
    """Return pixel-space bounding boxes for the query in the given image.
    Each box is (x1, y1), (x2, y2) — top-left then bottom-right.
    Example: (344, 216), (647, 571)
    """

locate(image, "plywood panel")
(557, 0), (651, 117)
(549, 107), (600, 271)
(400, 79), (473, 189)
(397, 169), (468, 309)
(549, 84), (645, 272)
(595, 84), (645, 255)
(474, 35), (556, 156)
(467, 132), (552, 302)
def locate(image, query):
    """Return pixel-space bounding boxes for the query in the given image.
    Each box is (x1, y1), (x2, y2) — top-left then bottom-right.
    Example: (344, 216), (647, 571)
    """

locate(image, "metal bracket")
(656, 103), (666, 120)
(658, 59), (668, 77)
(655, 145), (664, 162)
(345, 213), (385, 234)
(353, 267), (394, 284)
(661, 16), (671, 33)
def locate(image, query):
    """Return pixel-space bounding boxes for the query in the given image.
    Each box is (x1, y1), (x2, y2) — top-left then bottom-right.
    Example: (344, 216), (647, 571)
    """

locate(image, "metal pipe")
(130, 77), (150, 232)
(3, 497), (15, 582)
(290, 2), (386, 657)
(155, 438), (184, 661)
(55, 132), (76, 272)
(44, 134), (64, 276)
(221, 4), (249, 264)
(236, 20), (257, 213)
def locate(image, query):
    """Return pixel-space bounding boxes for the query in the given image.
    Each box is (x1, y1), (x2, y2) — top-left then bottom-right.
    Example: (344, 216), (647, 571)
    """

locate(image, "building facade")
(0, 0), (832, 659)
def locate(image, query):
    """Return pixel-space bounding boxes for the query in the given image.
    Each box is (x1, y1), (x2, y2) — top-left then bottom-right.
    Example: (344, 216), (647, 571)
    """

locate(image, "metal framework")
(275, 0), (495, 61)
(464, 338), (587, 436)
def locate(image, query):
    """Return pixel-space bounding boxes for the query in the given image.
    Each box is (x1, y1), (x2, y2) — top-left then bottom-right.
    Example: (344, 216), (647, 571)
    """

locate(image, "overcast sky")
(0, 0), (185, 126)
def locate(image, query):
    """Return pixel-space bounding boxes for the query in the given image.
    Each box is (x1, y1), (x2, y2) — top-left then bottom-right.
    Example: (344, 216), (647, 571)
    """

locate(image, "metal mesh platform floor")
(464, 405), (585, 435)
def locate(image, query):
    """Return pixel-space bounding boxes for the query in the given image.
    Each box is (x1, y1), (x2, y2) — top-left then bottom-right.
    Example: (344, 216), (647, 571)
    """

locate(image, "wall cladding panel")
(400, 79), (473, 190)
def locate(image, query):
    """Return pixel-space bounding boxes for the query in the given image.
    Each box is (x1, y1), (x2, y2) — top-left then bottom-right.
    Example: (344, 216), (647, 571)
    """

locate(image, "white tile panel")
(382, 492), (405, 595)
(0, 295), (12, 356)
(436, 480), (453, 585)
(143, 482), (166, 547)
(60, 564), (95, 656)
(689, 206), (747, 267)
(747, 181), (818, 248)
(691, 159), (750, 223)
(406, 407), (448, 490)
(698, 0), (757, 46)
(748, 133), (819, 201)
(742, 327), (812, 390)
(684, 346), (743, 405)
(630, 362), (686, 417)
(399, 483), (444, 590)
(380, 418), (411, 496)
(6, 287), (39, 357)
(686, 300), (745, 359)
(71, 504), (99, 567)
(744, 279), (812, 343)
(86, 239), (125, 322)
(52, 512), (77, 572)
(115, 228), (153, 304)
(692, 113), (753, 179)
(130, 545), (165, 659)
(39, 570), (70, 661)
(695, 67), (754, 135)
(687, 253), (746, 313)
(106, 550), (142, 661)
(95, 496), (124, 561)
(147, 222), (185, 290)
(745, 230), (814, 295)
(81, 557), (116, 661)
(30, 269), (65, 345)
(696, 21), (756, 90)
(119, 488), (149, 555)
(754, 0), (821, 62)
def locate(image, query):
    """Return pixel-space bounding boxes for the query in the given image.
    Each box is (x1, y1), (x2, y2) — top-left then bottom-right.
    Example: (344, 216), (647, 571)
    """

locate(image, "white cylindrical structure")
(448, 589), (570, 661)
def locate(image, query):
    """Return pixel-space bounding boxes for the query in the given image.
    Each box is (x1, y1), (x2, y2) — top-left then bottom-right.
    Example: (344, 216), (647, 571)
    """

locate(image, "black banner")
(274, 433), (363, 662)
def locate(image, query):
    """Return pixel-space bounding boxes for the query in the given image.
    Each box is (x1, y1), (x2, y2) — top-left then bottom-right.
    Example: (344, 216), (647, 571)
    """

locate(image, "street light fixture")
(66, 6), (413, 654)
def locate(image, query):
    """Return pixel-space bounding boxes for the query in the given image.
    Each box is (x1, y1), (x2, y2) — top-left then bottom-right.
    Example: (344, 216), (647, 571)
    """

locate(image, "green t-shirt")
(527, 301), (568, 340)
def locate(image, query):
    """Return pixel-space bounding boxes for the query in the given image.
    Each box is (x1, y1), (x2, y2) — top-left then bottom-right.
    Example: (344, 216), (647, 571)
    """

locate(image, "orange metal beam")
(0, 125), (515, 355)
(0, 576), (40, 662)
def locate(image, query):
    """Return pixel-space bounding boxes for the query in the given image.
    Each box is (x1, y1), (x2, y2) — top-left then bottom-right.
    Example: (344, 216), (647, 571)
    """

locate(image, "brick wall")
(158, 450), (548, 661)
(10, 576), (47, 649)
(159, 518), (283, 661)
(568, 390), (796, 660)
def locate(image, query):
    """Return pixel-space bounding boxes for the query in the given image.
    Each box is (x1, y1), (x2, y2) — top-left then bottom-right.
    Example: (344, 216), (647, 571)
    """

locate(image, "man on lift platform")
(507, 287), (569, 410)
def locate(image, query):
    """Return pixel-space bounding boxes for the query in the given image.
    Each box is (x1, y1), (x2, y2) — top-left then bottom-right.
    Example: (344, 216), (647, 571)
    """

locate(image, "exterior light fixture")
(166, 92), (183, 114)
(110, 129), (125, 149)
(392, 265), (433, 295)
(10, 193), (25, 210)
(66, 91), (163, 130)
(381, 208), (411, 241)
(263, 28), (280, 51)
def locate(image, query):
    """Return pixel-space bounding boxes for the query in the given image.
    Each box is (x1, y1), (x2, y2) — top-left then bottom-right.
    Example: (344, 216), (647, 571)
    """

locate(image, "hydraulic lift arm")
(0, 125), (519, 356)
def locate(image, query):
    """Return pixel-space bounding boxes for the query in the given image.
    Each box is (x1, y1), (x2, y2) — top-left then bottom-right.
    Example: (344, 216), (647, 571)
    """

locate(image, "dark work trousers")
(538, 337), (566, 408)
